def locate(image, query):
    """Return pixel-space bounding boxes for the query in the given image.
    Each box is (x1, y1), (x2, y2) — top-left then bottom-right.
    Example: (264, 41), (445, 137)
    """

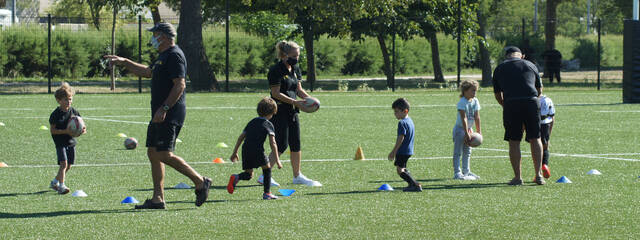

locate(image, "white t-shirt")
(540, 95), (555, 124)
(455, 97), (481, 129)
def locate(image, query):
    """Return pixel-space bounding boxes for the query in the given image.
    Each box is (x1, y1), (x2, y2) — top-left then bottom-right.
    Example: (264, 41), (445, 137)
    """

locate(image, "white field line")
(6, 155), (509, 168)
(2, 115), (144, 119)
(595, 110), (640, 113)
(477, 147), (640, 162)
(81, 117), (149, 125)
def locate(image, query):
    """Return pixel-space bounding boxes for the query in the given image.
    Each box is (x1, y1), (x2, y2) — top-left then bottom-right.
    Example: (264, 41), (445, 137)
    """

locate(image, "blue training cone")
(556, 176), (572, 183)
(378, 184), (394, 191)
(121, 196), (139, 204)
(278, 189), (296, 197)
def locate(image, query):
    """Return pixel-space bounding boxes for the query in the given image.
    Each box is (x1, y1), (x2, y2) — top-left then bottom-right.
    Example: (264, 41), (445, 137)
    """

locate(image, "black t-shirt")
(267, 61), (302, 114)
(150, 45), (187, 125)
(49, 107), (81, 147)
(542, 49), (563, 67)
(492, 57), (542, 101)
(241, 117), (275, 155)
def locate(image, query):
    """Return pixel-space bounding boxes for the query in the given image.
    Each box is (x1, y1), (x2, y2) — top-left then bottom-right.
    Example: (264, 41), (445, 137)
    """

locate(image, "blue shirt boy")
(397, 116), (415, 156)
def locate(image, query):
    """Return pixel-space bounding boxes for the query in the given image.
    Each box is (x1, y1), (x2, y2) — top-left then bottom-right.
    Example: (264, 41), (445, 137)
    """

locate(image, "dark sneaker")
(534, 175), (546, 185)
(403, 184), (423, 192)
(508, 178), (523, 186)
(134, 199), (166, 209)
(263, 192), (278, 200)
(195, 177), (212, 207)
(227, 174), (238, 194)
(542, 164), (551, 179)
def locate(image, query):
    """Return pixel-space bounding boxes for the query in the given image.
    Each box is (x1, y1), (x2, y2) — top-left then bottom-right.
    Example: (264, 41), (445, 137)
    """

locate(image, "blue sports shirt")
(397, 116), (415, 155)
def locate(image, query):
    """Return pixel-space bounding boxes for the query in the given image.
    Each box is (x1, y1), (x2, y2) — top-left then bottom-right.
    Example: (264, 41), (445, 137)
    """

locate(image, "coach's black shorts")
(270, 111), (300, 153)
(241, 148), (269, 170)
(503, 98), (541, 141)
(56, 146), (75, 165)
(394, 154), (411, 168)
(146, 122), (182, 152)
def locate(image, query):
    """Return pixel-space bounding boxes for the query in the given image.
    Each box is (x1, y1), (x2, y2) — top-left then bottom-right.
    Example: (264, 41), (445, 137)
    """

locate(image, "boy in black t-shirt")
(228, 97), (282, 200)
(48, 83), (86, 194)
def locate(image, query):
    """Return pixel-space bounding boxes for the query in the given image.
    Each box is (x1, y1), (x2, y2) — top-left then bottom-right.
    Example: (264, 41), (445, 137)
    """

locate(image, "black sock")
(543, 149), (550, 165)
(238, 172), (252, 180)
(400, 171), (419, 187)
(262, 168), (272, 193)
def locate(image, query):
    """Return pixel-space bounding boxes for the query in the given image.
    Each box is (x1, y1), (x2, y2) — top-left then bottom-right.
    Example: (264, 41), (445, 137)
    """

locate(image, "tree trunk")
(376, 34), (392, 88)
(178, 0), (218, 91)
(302, 21), (316, 92)
(476, 9), (492, 87)
(426, 31), (445, 83)
(149, 0), (162, 24)
(545, 0), (560, 77)
(88, 2), (102, 30)
(110, 5), (117, 91)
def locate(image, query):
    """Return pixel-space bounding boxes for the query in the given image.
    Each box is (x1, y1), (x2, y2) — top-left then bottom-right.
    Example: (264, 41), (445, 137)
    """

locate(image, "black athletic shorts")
(394, 154), (411, 168)
(241, 149), (269, 170)
(146, 122), (182, 152)
(503, 98), (541, 141)
(270, 110), (300, 153)
(56, 146), (75, 165)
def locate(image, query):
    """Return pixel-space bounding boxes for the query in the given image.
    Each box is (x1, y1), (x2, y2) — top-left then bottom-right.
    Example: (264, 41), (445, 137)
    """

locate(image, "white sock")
(52, 179), (59, 185)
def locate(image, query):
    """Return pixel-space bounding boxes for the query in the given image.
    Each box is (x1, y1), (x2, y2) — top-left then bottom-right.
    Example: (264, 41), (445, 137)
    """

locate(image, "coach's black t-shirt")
(267, 61), (302, 114)
(49, 107), (80, 147)
(150, 45), (187, 125)
(241, 117), (275, 156)
(492, 57), (542, 101)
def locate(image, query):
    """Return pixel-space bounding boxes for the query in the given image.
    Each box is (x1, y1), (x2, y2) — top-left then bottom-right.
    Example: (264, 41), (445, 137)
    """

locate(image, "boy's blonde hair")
(257, 97), (278, 117)
(54, 82), (74, 100)
(275, 40), (300, 59)
(459, 80), (479, 97)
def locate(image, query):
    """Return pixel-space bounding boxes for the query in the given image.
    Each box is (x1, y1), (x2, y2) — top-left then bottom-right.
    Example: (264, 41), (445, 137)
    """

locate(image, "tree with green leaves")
(178, 0), (218, 91)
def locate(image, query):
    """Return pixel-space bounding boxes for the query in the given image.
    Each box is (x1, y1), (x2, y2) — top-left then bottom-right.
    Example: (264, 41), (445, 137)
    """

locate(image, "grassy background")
(0, 89), (639, 239)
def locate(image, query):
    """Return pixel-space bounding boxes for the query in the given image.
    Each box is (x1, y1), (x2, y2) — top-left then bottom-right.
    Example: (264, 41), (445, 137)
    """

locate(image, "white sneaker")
(465, 172), (480, 180)
(453, 173), (465, 180)
(292, 174), (322, 187)
(257, 175), (280, 187)
(58, 184), (70, 195)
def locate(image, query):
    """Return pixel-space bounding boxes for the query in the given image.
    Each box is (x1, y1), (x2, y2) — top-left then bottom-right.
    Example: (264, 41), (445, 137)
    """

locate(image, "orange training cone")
(354, 146), (365, 160)
(213, 158), (225, 163)
(0, 162), (8, 167)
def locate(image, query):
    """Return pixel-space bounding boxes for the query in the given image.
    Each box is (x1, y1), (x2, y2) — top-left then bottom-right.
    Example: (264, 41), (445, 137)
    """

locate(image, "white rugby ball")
(300, 97), (320, 113)
(469, 132), (483, 147)
(67, 116), (85, 137)
(124, 137), (138, 150)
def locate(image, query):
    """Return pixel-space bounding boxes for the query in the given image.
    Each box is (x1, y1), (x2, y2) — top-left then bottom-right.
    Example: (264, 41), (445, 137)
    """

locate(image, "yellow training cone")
(0, 162), (8, 167)
(176, 138), (183, 143)
(354, 146), (365, 160)
(40, 125), (49, 130)
(216, 142), (229, 148)
(213, 158), (225, 163)
(117, 133), (127, 138)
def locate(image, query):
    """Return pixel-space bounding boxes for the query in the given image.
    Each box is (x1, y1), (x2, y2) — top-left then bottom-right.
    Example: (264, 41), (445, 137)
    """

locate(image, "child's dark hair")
(392, 98), (410, 111)
(257, 97), (278, 117)
(54, 82), (74, 100)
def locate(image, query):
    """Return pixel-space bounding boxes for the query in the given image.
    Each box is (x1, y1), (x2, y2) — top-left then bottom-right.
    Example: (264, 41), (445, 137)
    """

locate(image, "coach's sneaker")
(465, 172), (480, 180)
(227, 174), (239, 194)
(57, 184), (70, 195)
(195, 177), (212, 207)
(508, 178), (523, 186)
(263, 192), (278, 200)
(293, 174), (322, 187)
(542, 164), (551, 179)
(403, 184), (423, 192)
(134, 199), (167, 210)
(534, 175), (546, 185)
(50, 180), (59, 191)
(257, 175), (280, 187)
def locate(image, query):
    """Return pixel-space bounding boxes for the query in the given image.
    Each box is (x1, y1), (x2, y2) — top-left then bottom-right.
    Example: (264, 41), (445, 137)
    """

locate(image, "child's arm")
(268, 135), (282, 169)
(474, 111), (482, 135)
(229, 132), (246, 163)
(388, 134), (405, 161)
(49, 124), (72, 136)
(459, 110), (472, 145)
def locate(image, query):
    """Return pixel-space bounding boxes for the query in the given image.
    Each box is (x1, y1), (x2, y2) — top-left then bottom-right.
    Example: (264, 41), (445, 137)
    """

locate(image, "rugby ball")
(124, 137), (138, 150)
(469, 132), (483, 147)
(67, 116), (85, 137)
(300, 97), (320, 113)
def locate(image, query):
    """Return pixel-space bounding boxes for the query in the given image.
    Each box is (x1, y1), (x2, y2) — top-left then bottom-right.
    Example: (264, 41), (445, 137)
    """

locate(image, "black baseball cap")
(504, 46), (521, 55)
(147, 22), (176, 38)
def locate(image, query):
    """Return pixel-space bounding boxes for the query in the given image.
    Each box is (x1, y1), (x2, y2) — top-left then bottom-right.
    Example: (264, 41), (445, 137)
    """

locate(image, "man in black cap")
(492, 46), (545, 186)
(104, 22), (212, 209)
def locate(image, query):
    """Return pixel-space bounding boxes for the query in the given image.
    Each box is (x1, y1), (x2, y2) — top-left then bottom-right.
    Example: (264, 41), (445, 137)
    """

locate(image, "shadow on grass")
(369, 178), (449, 184)
(133, 184), (261, 192)
(0, 209), (142, 219)
(305, 190), (382, 196)
(423, 182), (509, 190)
(0, 190), (49, 198)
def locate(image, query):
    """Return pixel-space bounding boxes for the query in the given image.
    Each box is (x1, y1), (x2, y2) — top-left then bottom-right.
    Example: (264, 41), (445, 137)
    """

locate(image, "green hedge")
(0, 26), (623, 80)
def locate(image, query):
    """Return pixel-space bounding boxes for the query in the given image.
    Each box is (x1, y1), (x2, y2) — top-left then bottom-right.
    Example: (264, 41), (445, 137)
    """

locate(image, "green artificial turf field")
(0, 89), (638, 239)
